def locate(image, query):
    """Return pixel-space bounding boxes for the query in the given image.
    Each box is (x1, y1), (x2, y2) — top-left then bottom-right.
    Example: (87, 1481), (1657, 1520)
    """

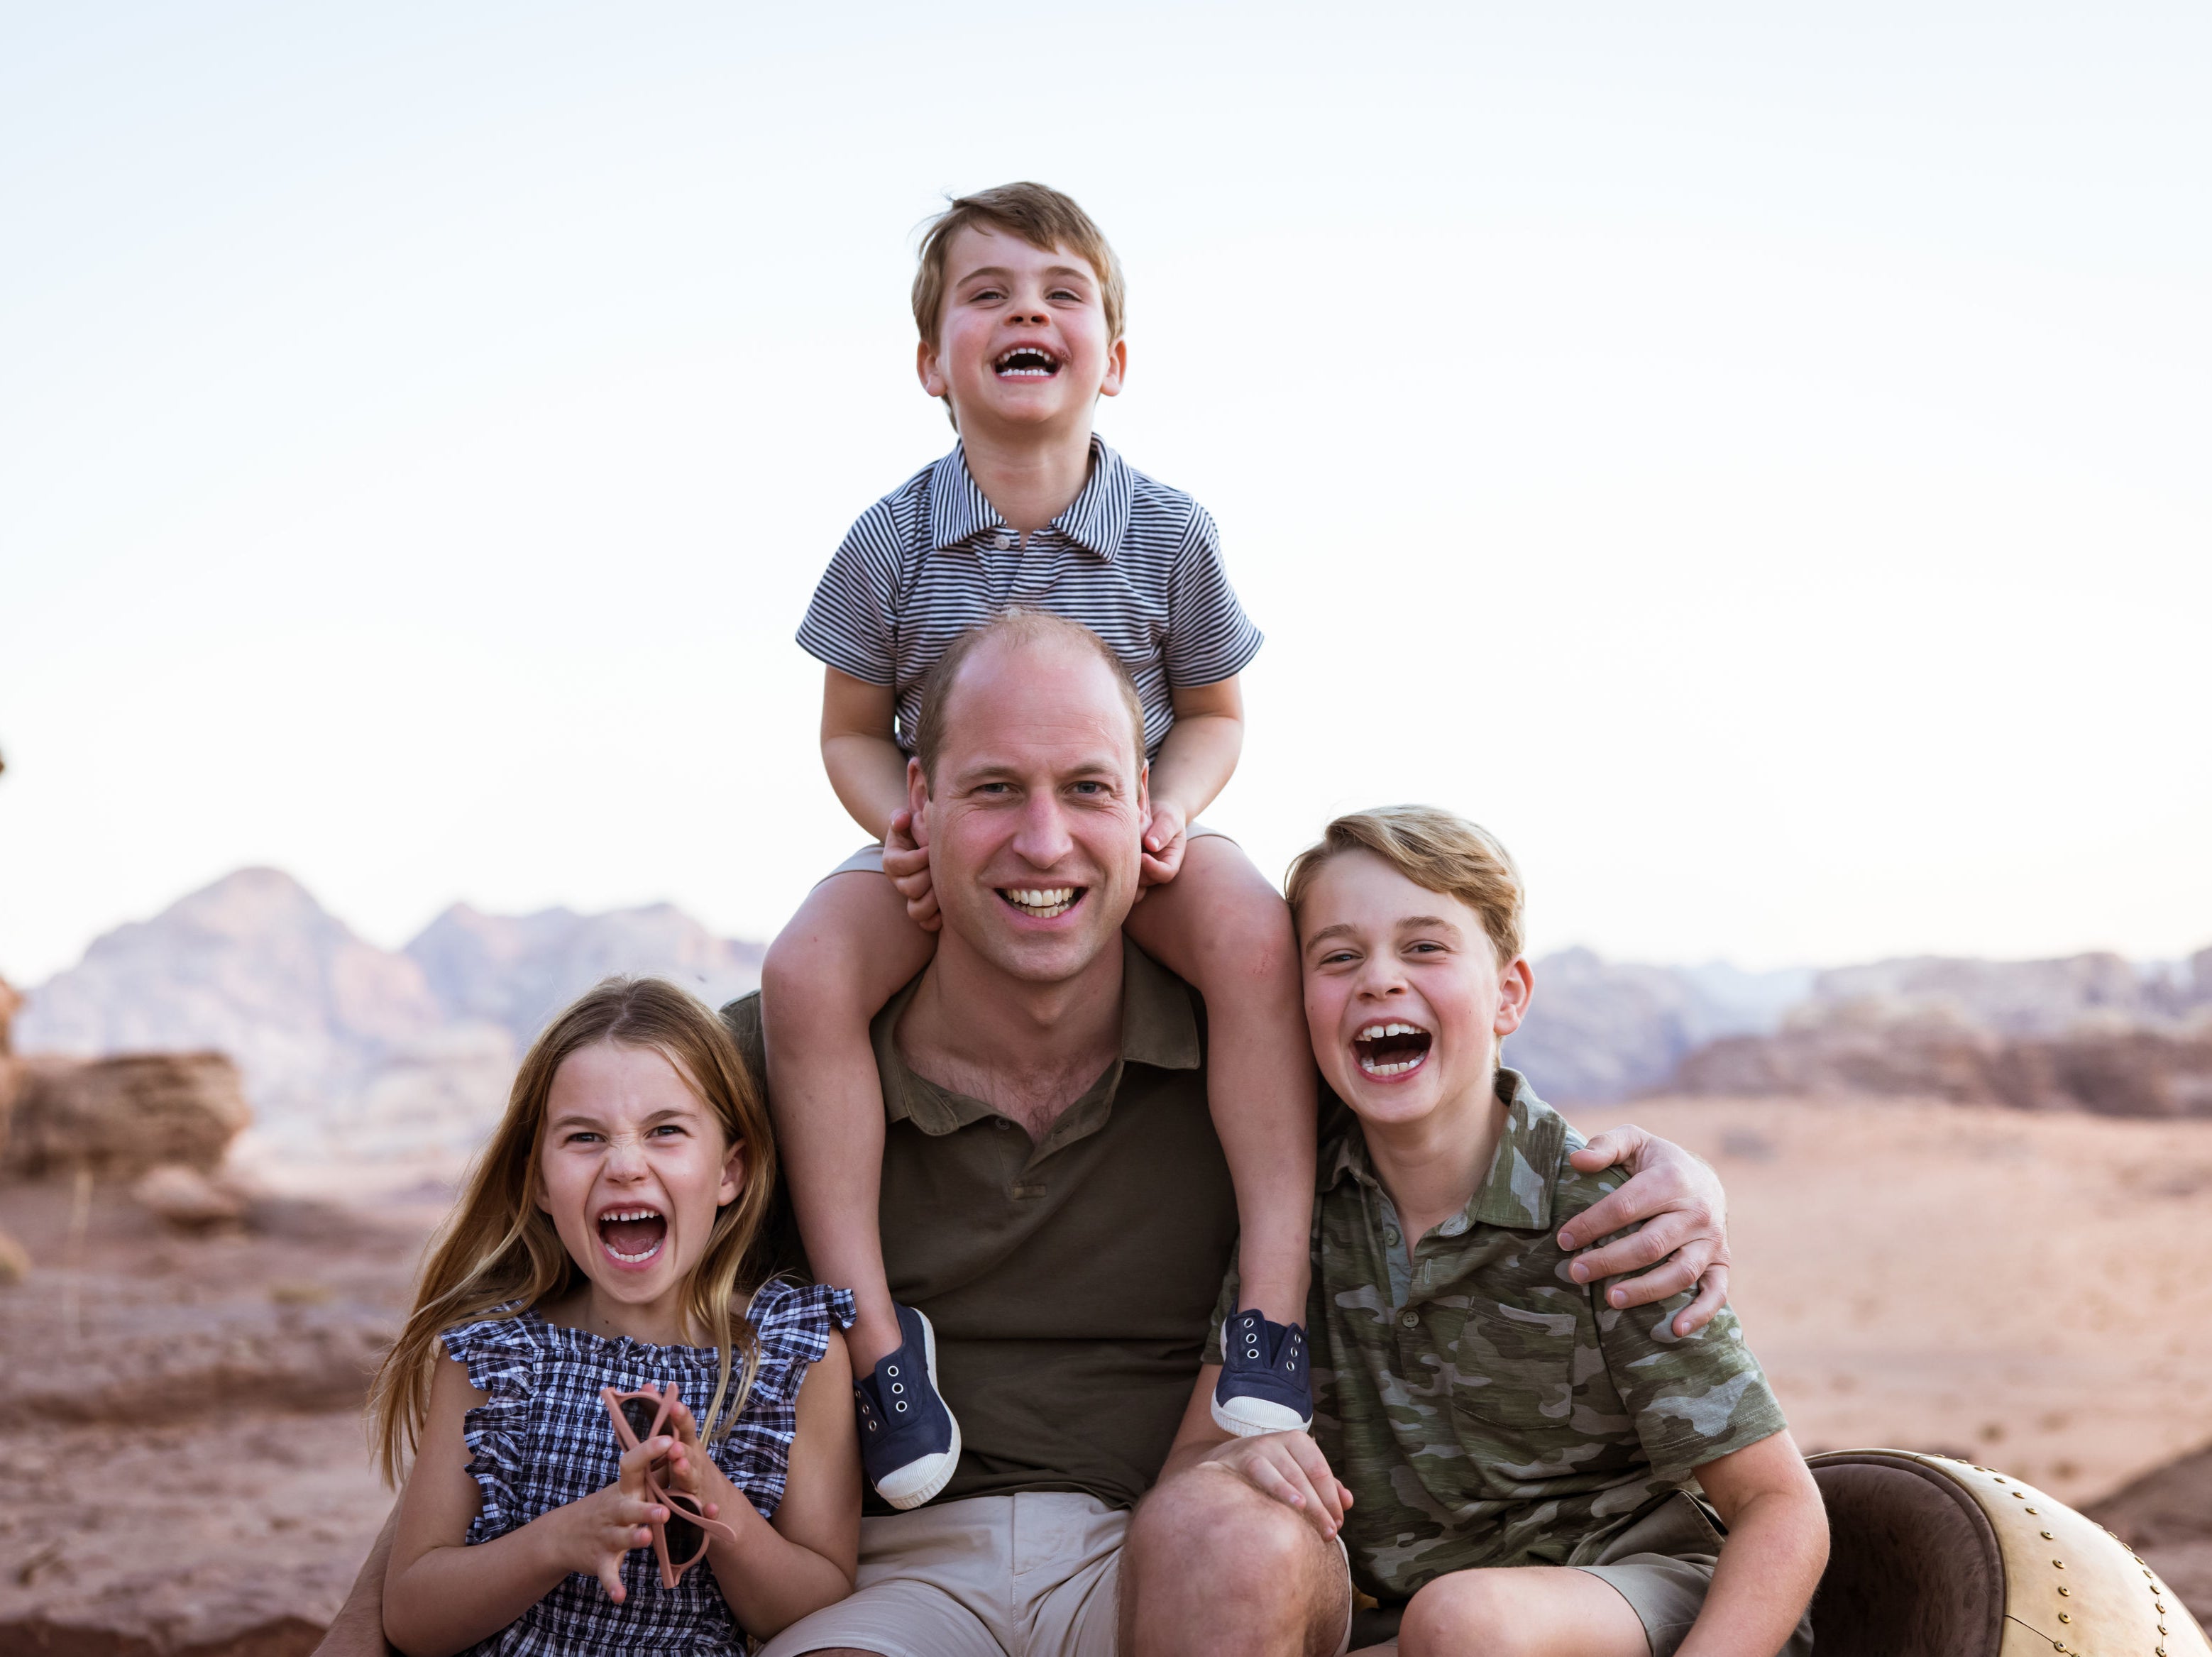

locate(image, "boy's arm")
(1151, 1363), (1350, 1538)
(1142, 676), (1245, 886)
(820, 668), (910, 842)
(1675, 1431), (1828, 1657)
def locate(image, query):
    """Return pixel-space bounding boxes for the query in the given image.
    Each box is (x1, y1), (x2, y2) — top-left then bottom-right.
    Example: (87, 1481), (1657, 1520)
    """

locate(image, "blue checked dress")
(441, 1279), (854, 1656)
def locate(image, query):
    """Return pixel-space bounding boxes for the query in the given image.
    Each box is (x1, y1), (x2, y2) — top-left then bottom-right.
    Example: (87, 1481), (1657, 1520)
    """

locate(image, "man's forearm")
(314, 1504), (398, 1657)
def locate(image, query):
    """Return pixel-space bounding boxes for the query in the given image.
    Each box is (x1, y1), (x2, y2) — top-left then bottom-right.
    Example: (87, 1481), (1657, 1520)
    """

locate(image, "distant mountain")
(1504, 948), (1814, 1103)
(407, 902), (762, 1052)
(16, 869), (764, 1172)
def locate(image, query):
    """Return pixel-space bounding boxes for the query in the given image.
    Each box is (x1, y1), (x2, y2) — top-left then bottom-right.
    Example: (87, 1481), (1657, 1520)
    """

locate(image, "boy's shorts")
(1569, 1490), (1817, 1657)
(822, 822), (1231, 882)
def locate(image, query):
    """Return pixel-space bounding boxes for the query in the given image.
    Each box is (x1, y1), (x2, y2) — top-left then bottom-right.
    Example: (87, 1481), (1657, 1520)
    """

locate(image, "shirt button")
(994, 1118), (1011, 1130)
(1400, 1310), (1419, 1329)
(1383, 1228), (1402, 1248)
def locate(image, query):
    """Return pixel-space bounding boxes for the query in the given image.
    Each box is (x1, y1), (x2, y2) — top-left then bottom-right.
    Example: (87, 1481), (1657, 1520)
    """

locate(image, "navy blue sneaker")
(1211, 1308), (1314, 1436)
(853, 1304), (961, 1509)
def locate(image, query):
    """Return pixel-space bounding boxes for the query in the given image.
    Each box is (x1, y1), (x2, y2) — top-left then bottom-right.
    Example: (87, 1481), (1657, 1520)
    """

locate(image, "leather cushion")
(1810, 1453), (2007, 1657)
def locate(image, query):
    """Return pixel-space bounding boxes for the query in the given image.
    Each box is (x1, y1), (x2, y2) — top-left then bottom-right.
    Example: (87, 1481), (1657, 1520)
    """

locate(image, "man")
(314, 610), (1732, 1657)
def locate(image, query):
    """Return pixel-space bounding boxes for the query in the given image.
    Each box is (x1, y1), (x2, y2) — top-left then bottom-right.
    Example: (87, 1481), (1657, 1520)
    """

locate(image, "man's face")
(910, 639), (1146, 985)
(1298, 849), (1532, 1133)
(918, 224), (1124, 439)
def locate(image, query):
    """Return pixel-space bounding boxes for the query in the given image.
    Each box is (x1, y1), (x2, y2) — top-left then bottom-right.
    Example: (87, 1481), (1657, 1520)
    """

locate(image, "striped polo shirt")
(796, 437), (1262, 759)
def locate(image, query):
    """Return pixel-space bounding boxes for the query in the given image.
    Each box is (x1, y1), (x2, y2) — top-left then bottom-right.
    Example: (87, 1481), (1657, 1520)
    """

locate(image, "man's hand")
(882, 808), (939, 932)
(1195, 1432), (1353, 1540)
(1558, 1125), (1732, 1337)
(1138, 800), (1188, 891)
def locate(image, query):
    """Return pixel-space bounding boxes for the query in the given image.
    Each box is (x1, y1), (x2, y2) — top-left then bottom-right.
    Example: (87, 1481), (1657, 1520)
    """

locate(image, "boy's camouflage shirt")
(1208, 1069), (1786, 1603)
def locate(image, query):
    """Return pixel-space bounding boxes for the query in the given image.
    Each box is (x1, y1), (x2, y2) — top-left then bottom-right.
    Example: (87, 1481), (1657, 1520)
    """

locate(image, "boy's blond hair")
(910, 182), (1127, 348)
(1284, 805), (1526, 968)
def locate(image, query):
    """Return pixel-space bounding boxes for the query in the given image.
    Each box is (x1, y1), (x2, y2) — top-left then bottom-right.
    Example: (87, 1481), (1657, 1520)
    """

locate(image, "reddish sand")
(2, 1092), (2208, 1652)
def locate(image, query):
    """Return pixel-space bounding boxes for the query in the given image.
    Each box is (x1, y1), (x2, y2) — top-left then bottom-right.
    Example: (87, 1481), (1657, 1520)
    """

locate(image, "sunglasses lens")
(665, 1509), (704, 1563)
(620, 1398), (658, 1441)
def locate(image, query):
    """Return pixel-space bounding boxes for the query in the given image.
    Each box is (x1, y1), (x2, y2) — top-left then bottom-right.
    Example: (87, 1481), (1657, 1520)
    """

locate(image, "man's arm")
(1558, 1125), (1732, 1336)
(312, 1504), (397, 1657)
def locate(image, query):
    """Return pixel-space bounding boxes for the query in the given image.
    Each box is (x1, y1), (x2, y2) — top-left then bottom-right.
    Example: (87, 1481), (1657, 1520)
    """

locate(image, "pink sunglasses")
(601, 1382), (739, 1587)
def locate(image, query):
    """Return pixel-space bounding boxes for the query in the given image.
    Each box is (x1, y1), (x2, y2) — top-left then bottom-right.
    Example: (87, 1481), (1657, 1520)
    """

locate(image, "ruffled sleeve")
(707, 1279), (855, 1519)
(440, 1310), (541, 1543)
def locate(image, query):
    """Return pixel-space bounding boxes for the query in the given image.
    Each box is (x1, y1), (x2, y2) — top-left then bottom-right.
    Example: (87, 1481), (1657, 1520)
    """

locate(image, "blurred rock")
(5, 1052), (251, 1179)
(2088, 1440), (2212, 1622)
(131, 1162), (250, 1228)
(1671, 999), (2212, 1117)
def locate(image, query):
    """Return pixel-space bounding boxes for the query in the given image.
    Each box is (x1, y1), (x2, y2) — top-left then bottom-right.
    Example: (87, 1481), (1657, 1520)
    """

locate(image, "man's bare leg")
(1121, 1463), (1350, 1656)
(1393, 1565), (1650, 1657)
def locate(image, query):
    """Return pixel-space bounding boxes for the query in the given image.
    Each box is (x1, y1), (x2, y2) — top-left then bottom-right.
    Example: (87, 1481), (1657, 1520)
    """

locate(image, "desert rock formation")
(6, 1051), (251, 1179)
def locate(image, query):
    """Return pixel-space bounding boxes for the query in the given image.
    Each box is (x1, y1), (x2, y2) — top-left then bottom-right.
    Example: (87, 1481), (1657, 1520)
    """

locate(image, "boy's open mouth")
(993, 345), (1062, 380)
(998, 885), (1082, 920)
(1354, 1021), (1433, 1078)
(597, 1205), (667, 1265)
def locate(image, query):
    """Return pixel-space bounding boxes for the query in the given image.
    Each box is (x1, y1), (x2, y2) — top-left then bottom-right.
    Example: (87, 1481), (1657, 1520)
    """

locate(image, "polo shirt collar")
(873, 936), (1201, 1136)
(1321, 1067), (1568, 1233)
(925, 437), (1132, 561)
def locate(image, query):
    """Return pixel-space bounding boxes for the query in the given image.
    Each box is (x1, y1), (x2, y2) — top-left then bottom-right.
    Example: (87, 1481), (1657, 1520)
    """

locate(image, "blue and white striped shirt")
(796, 438), (1262, 759)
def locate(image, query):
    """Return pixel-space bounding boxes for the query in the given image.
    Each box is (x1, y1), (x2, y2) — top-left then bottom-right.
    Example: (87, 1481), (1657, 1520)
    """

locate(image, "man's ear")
(1494, 956), (1535, 1039)
(906, 755), (930, 842)
(1098, 336), (1128, 400)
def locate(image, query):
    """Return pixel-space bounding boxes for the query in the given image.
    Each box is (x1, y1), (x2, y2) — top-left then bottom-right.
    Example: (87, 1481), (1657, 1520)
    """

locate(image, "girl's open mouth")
(597, 1205), (667, 1265)
(1354, 1022), (1432, 1078)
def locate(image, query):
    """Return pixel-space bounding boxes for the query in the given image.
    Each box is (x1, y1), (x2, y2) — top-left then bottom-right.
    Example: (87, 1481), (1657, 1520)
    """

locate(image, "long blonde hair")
(369, 977), (778, 1485)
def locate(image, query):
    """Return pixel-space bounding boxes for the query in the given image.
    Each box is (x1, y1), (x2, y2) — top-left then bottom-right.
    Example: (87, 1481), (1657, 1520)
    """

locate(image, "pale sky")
(4, 3), (2208, 985)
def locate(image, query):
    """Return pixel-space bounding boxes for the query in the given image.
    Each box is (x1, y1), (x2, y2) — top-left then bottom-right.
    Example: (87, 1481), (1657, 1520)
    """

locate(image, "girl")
(369, 977), (860, 1656)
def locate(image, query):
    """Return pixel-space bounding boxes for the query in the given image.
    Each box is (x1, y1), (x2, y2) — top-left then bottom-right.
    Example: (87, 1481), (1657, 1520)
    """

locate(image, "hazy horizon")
(4, 4), (2208, 982)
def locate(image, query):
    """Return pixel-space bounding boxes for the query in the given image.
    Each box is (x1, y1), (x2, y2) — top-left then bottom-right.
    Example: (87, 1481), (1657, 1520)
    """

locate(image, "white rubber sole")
(874, 1309), (963, 1510)
(1211, 1392), (1312, 1438)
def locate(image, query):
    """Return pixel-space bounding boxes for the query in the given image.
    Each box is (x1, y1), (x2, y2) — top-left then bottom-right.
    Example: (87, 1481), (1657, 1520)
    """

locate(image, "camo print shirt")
(1208, 1069), (1786, 1604)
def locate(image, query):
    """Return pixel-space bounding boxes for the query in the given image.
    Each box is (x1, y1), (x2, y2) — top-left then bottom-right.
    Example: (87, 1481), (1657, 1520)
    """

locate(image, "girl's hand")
(659, 1399), (723, 1523)
(1138, 800), (1188, 890)
(547, 1433), (676, 1603)
(882, 809), (940, 932)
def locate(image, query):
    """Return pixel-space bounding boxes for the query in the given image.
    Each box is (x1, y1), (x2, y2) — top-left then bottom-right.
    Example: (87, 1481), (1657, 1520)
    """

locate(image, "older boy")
(1145, 807), (1825, 1657)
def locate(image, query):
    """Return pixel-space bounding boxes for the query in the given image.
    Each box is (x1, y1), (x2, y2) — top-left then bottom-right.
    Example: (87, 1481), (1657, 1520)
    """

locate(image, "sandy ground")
(2, 1091), (2208, 1652)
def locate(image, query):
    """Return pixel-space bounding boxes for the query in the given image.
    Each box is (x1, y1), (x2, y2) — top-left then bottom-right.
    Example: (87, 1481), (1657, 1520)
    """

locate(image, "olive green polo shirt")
(1209, 1069), (1786, 1602)
(724, 938), (1237, 1512)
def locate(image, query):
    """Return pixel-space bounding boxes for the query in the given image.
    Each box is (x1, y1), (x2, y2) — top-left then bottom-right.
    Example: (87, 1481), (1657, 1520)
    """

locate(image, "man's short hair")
(1284, 806), (1526, 967)
(910, 182), (1127, 349)
(911, 609), (1146, 786)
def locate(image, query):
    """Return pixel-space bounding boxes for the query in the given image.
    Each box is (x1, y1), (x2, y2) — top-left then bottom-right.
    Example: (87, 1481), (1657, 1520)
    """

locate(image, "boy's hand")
(1196, 1431), (1353, 1539)
(1559, 1125), (1732, 1336)
(882, 808), (940, 932)
(549, 1433), (673, 1603)
(1138, 800), (1189, 890)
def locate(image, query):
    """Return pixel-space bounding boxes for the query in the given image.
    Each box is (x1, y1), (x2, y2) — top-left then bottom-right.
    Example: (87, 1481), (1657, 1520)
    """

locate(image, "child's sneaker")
(1211, 1307), (1314, 1436)
(853, 1304), (961, 1509)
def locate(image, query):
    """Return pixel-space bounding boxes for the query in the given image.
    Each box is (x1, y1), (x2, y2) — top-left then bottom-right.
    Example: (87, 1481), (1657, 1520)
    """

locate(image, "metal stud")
(2058, 1587), (2070, 1597)
(2013, 1490), (2027, 1499)
(2053, 1560), (2065, 1569)
(2025, 1506), (2039, 1514)
(2057, 1612), (2071, 1624)
(2041, 1531), (2054, 1540)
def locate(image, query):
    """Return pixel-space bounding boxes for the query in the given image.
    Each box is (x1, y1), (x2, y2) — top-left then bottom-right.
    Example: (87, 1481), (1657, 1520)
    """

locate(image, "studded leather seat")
(1807, 1450), (2209, 1657)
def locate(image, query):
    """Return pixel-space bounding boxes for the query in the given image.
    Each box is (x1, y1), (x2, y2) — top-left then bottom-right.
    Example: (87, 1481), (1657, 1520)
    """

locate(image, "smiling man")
(312, 612), (1737, 1657)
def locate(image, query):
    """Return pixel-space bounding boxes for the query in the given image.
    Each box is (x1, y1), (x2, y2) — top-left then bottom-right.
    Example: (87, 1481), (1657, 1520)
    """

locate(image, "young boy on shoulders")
(1192, 806), (1826, 1657)
(761, 182), (1318, 1510)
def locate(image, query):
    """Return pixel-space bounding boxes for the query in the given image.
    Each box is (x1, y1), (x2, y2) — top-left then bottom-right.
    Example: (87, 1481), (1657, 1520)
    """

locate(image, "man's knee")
(1130, 1467), (1336, 1591)
(1400, 1570), (1572, 1657)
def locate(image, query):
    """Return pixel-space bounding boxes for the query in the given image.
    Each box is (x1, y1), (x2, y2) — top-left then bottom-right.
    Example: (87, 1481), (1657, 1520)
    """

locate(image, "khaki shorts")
(822, 822), (1231, 882)
(1571, 1491), (1816, 1657)
(756, 1489), (1352, 1657)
